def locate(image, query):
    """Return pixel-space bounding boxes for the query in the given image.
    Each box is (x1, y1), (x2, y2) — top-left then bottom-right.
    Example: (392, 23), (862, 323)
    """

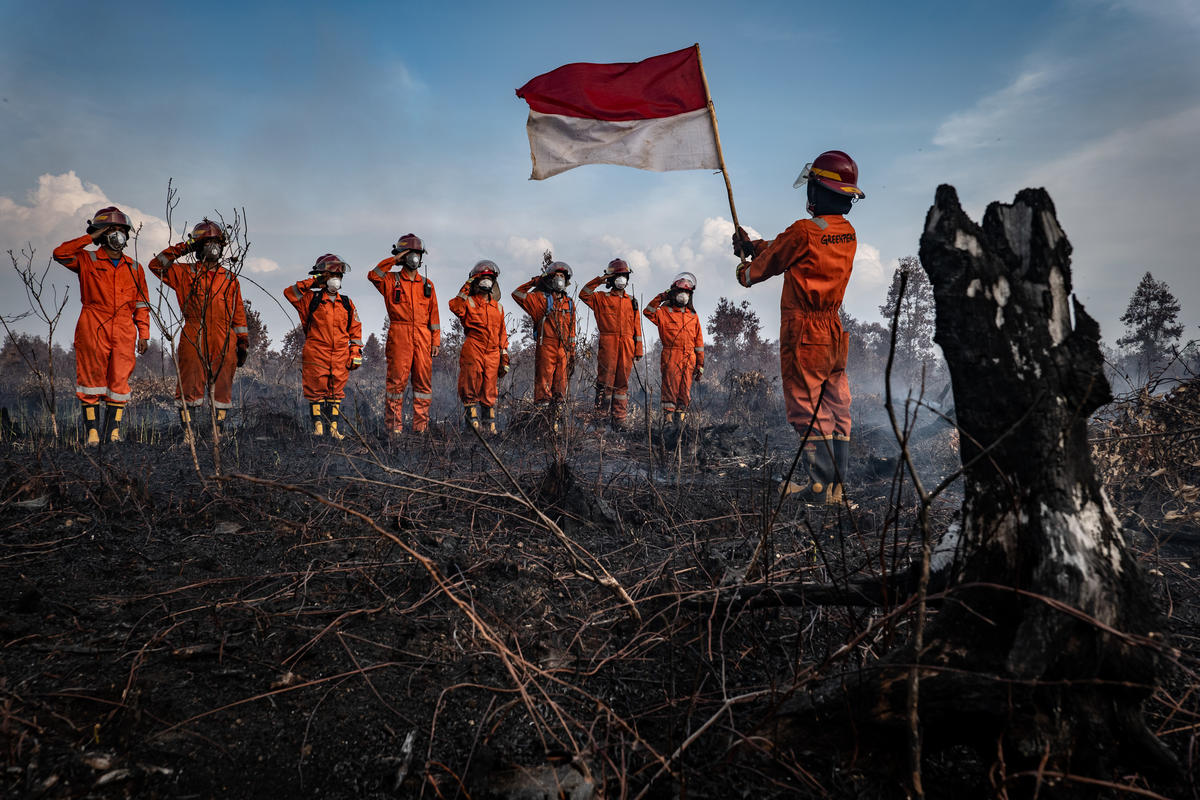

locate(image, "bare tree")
(0, 246), (71, 438)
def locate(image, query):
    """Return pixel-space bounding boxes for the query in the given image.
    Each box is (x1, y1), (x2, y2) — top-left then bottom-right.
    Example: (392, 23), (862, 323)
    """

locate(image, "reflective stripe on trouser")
(659, 347), (695, 411)
(74, 308), (138, 404)
(176, 325), (239, 408)
(533, 341), (570, 403)
(780, 319), (851, 438)
(385, 325), (433, 430)
(596, 335), (635, 420)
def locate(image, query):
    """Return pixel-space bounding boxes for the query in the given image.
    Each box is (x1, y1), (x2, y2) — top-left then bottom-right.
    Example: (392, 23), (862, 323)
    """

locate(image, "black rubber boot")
(104, 402), (125, 443)
(81, 401), (101, 447)
(480, 405), (497, 434)
(310, 401), (325, 437)
(215, 408), (228, 435)
(464, 403), (480, 430)
(782, 440), (837, 505)
(327, 401), (345, 440)
(829, 437), (850, 505)
(178, 407), (195, 443)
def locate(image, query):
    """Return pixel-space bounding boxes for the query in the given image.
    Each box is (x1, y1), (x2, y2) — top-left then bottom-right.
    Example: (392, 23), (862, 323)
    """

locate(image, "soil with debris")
(0, 387), (1196, 799)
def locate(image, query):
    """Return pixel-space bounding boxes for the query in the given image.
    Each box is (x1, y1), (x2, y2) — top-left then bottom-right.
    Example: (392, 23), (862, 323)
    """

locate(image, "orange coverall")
(741, 215), (856, 439)
(368, 259), (440, 432)
(448, 283), (509, 409)
(53, 235), (150, 405)
(512, 279), (576, 404)
(150, 243), (248, 410)
(643, 295), (704, 412)
(283, 278), (363, 401)
(580, 276), (644, 420)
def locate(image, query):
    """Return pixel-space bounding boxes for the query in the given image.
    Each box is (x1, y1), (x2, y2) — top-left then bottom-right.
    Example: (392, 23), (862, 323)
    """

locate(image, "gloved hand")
(499, 362), (510, 378)
(183, 236), (197, 254)
(236, 341), (249, 367)
(137, 338), (149, 355)
(349, 355), (362, 370)
(732, 226), (754, 259)
(736, 260), (752, 288)
(693, 366), (704, 382)
(90, 226), (108, 245)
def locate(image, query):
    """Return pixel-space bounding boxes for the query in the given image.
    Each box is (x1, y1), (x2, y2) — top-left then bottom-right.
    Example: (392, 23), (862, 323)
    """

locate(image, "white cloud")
(495, 235), (554, 276)
(245, 256), (280, 274)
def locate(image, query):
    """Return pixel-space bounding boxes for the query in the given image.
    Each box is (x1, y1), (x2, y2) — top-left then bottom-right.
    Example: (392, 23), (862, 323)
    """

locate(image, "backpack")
(304, 292), (354, 337)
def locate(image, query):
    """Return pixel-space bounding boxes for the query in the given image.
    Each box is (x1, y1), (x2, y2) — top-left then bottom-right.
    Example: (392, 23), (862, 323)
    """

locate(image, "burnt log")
(771, 187), (1177, 796)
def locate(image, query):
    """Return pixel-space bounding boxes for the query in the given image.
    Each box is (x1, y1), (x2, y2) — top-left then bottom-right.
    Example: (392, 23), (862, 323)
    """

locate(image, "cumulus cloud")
(245, 256), (280, 274)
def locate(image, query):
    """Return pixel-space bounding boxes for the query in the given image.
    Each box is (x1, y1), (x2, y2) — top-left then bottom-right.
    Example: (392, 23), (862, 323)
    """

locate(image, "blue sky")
(2, 0), (1197, 357)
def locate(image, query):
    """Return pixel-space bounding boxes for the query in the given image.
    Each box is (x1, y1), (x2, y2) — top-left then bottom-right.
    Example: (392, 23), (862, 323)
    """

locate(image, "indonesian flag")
(516, 46), (721, 180)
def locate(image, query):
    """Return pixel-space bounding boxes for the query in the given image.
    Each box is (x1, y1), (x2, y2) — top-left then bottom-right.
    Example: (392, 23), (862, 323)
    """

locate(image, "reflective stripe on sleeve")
(633, 336), (643, 342)
(513, 290), (527, 300)
(293, 282), (305, 296)
(429, 324), (441, 331)
(372, 267), (387, 279)
(233, 326), (249, 334)
(135, 301), (150, 309)
(156, 254), (171, 268)
(694, 346), (705, 353)
(350, 339), (363, 346)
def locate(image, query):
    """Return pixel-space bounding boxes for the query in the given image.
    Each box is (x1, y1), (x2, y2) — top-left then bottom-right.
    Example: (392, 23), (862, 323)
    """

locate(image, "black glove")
(236, 342), (249, 367)
(732, 226), (754, 259)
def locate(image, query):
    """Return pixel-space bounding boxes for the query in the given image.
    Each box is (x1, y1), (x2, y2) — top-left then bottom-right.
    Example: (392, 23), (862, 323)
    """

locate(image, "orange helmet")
(311, 254), (349, 276)
(190, 219), (226, 244)
(793, 150), (864, 198)
(87, 206), (132, 234)
(470, 259), (499, 279)
(605, 258), (631, 277)
(391, 233), (425, 255)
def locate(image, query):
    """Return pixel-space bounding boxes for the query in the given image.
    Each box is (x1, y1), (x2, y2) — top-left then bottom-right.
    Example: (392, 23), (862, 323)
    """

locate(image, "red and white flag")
(515, 46), (721, 180)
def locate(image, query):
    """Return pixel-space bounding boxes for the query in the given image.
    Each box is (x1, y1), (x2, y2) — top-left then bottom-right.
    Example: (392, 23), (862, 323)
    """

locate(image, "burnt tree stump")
(772, 187), (1176, 797)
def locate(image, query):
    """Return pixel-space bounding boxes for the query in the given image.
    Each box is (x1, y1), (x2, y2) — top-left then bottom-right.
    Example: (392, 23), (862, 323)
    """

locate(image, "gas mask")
(325, 276), (342, 293)
(476, 277), (494, 293)
(105, 229), (128, 253)
(550, 274), (567, 292)
(612, 276), (628, 290)
(673, 291), (690, 307)
(403, 252), (422, 270)
(198, 240), (222, 263)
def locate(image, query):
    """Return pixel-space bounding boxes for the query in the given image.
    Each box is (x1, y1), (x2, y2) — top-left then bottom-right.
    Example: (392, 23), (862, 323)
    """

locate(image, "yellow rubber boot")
(464, 404), (480, 430)
(82, 402), (101, 446)
(311, 402), (325, 437)
(105, 402), (125, 443)
(327, 401), (345, 440)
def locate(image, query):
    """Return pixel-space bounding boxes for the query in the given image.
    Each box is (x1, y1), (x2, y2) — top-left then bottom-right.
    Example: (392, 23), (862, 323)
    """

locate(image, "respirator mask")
(325, 276), (342, 293)
(198, 241), (222, 263)
(612, 276), (628, 290)
(550, 274), (566, 292)
(476, 277), (494, 292)
(105, 230), (128, 252)
(673, 291), (690, 306)
(403, 252), (422, 269)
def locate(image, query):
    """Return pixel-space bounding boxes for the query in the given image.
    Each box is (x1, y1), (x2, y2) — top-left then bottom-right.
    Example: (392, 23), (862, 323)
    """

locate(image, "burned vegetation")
(2, 189), (1199, 799)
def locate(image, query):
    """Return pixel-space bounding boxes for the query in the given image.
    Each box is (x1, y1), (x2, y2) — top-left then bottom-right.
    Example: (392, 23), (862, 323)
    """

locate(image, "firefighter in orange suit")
(512, 261), (576, 429)
(149, 219), (249, 438)
(368, 233), (440, 434)
(643, 272), (704, 434)
(53, 206), (151, 445)
(580, 258), (644, 429)
(283, 254), (364, 439)
(733, 149), (864, 504)
(448, 260), (510, 433)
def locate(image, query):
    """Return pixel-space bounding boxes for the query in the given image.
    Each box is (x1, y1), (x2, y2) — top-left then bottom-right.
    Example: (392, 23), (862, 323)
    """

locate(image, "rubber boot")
(104, 402), (125, 443)
(782, 441), (837, 505)
(481, 405), (497, 435)
(81, 401), (101, 447)
(464, 403), (480, 431)
(662, 409), (679, 449)
(828, 436), (850, 505)
(310, 401), (325, 437)
(593, 383), (606, 412)
(178, 407), (195, 444)
(215, 408), (228, 436)
(550, 401), (563, 433)
(327, 401), (345, 440)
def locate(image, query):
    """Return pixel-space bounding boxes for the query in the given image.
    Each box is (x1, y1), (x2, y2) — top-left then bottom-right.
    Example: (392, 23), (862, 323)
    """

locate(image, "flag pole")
(694, 43), (741, 233)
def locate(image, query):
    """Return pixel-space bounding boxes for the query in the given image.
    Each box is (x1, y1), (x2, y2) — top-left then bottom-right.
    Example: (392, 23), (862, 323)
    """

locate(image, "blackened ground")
(0, 388), (1196, 799)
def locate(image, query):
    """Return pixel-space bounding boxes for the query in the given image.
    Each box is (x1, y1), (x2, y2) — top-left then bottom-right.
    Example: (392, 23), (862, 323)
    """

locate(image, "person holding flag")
(732, 150), (865, 505)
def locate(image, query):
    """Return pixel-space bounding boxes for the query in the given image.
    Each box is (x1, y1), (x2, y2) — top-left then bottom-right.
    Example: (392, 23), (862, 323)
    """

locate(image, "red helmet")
(605, 258), (631, 277)
(391, 233), (425, 255)
(470, 259), (499, 279)
(190, 219), (226, 244)
(311, 254), (349, 276)
(793, 150), (864, 199)
(87, 206), (132, 234)
(542, 260), (572, 280)
(671, 272), (697, 291)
